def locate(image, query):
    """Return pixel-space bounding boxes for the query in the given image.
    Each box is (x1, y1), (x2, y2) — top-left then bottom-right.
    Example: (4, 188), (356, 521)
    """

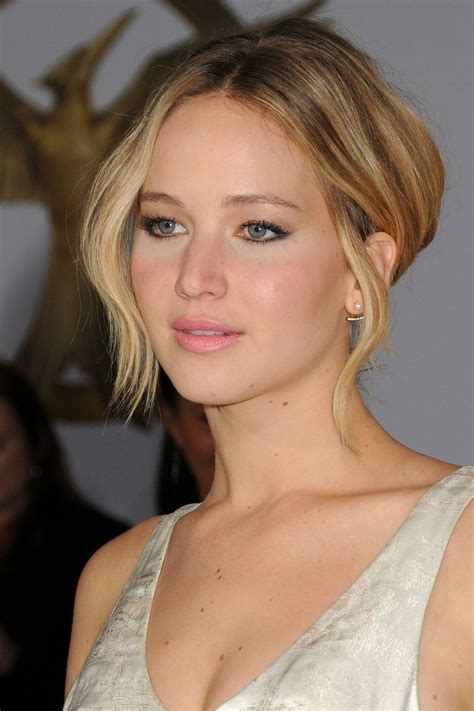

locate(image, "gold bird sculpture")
(0, 0), (327, 420)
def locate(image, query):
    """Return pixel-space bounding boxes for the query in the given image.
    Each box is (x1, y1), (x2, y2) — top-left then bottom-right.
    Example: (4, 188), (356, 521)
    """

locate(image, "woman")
(64, 18), (472, 710)
(0, 362), (127, 710)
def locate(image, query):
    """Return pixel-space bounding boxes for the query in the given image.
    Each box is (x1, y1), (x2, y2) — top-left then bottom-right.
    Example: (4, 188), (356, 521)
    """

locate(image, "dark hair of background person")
(0, 361), (77, 504)
(156, 429), (201, 514)
(155, 368), (201, 514)
(0, 362), (128, 711)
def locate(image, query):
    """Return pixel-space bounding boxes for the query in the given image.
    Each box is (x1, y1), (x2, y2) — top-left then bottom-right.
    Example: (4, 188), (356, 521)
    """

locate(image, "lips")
(172, 317), (243, 354)
(172, 317), (242, 335)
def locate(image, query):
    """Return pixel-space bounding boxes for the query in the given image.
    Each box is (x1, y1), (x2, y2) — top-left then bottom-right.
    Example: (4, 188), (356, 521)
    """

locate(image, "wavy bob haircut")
(82, 18), (444, 446)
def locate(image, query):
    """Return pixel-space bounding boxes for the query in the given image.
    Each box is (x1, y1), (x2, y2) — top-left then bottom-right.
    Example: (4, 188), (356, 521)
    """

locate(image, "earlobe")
(365, 231), (398, 288)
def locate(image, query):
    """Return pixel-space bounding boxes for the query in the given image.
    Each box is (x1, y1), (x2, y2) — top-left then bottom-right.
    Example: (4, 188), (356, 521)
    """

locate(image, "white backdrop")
(1, 0), (472, 523)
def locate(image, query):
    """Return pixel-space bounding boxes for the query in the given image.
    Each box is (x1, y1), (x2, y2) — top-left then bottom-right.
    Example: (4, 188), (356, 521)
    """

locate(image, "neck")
(203, 380), (397, 513)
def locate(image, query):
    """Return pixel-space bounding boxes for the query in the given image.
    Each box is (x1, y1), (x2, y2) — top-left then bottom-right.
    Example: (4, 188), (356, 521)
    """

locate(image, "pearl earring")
(346, 301), (365, 322)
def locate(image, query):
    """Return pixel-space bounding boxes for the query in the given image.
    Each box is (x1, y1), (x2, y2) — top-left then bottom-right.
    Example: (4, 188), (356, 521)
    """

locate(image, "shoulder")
(393, 451), (471, 496)
(65, 514), (163, 696)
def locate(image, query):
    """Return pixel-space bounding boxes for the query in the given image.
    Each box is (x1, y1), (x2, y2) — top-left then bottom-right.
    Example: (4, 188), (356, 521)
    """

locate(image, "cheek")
(130, 245), (153, 306)
(247, 254), (342, 326)
(130, 243), (171, 312)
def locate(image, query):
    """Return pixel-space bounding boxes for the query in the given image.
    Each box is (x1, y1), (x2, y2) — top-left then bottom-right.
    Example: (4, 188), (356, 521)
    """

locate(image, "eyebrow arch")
(139, 190), (302, 211)
(223, 193), (302, 211)
(139, 191), (182, 206)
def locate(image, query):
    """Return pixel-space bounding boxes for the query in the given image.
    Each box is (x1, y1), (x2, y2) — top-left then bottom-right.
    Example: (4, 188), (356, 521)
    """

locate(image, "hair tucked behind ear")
(81, 17), (444, 446)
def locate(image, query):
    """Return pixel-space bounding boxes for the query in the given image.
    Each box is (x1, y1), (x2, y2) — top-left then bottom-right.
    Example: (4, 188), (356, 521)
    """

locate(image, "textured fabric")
(64, 466), (473, 710)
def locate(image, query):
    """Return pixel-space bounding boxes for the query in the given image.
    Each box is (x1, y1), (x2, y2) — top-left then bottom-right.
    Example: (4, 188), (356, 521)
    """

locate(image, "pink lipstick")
(172, 317), (243, 354)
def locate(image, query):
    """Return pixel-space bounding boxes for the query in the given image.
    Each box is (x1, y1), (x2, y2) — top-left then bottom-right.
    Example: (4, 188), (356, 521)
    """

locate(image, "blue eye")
(248, 224), (272, 239)
(241, 220), (290, 244)
(155, 218), (176, 234)
(139, 216), (184, 239)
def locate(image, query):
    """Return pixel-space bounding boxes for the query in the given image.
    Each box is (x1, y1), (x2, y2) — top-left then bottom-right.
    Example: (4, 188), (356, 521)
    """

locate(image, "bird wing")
(96, 0), (327, 143)
(0, 78), (43, 202)
(163, 0), (238, 34)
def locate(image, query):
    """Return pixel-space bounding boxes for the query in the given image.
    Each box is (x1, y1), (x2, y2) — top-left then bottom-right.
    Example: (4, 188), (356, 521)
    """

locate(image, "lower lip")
(174, 330), (243, 354)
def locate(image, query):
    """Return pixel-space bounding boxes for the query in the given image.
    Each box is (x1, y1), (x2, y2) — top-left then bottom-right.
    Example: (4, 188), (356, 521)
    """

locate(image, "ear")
(364, 231), (398, 288)
(344, 231), (397, 318)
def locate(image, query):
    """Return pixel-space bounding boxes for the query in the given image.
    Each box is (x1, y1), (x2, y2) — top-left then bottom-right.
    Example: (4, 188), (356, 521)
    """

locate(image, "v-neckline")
(143, 467), (467, 710)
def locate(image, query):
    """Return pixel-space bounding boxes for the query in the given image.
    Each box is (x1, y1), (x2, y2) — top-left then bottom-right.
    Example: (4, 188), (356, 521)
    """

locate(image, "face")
(132, 95), (353, 406)
(0, 399), (32, 559)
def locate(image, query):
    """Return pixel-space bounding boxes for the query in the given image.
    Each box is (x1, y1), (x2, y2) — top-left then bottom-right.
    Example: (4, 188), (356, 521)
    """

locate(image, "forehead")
(145, 95), (319, 200)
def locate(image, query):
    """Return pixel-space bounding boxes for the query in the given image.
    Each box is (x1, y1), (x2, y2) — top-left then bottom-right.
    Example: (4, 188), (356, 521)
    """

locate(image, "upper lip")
(172, 317), (242, 334)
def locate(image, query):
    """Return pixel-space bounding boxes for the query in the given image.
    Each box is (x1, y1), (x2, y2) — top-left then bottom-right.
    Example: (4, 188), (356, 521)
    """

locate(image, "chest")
(65, 491), (467, 711)
(144, 505), (449, 711)
(147, 530), (350, 708)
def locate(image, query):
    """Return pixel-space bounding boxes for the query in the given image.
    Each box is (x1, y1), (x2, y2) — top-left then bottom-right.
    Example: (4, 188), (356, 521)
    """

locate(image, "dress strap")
(387, 465), (473, 582)
(356, 465), (473, 706)
(122, 501), (202, 588)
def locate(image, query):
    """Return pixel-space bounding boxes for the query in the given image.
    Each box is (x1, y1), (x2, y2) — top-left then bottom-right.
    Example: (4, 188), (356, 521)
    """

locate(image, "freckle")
(210, 600), (214, 604)
(247, 505), (252, 509)
(216, 568), (221, 574)
(238, 645), (243, 651)
(268, 400), (272, 404)
(218, 575), (222, 579)
(200, 607), (204, 612)
(219, 654), (224, 661)
(269, 597), (273, 602)
(164, 640), (170, 646)
(432, 694), (437, 701)
(274, 452), (279, 456)
(249, 383), (254, 388)
(282, 401), (288, 406)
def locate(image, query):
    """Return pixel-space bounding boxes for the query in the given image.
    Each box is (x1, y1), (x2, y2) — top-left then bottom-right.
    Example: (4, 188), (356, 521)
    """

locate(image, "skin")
(66, 95), (471, 710)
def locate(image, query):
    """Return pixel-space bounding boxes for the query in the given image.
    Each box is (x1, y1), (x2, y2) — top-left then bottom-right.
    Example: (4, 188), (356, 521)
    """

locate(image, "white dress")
(64, 466), (473, 710)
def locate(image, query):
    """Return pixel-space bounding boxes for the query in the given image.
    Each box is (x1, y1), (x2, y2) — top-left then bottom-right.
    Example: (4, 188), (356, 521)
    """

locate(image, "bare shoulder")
(394, 447), (464, 488)
(65, 515), (163, 696)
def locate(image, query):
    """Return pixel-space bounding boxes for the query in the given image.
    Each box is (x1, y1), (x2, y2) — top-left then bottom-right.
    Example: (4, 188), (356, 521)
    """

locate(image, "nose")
(175, 231), (228, 300)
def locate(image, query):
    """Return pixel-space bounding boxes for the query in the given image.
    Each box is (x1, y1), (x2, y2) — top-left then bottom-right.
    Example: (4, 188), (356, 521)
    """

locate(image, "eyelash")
(241, 219), (290, 243)
(138, 215), (290, 245)
(138, 216), (174, 239)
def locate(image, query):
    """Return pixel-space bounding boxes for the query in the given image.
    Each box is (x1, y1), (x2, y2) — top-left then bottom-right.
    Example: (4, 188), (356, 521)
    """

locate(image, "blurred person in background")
(0, 362), (127, 711)
(155, 368), (214, 513)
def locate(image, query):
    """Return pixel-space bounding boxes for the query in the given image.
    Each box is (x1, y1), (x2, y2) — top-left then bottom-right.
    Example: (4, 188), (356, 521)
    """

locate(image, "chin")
(168, 375), (254, 408)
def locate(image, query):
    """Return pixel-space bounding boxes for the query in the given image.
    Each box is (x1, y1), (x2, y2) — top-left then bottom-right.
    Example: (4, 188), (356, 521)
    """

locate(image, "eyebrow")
(139, 190), (302, 212)
(139, 191), (177, 205)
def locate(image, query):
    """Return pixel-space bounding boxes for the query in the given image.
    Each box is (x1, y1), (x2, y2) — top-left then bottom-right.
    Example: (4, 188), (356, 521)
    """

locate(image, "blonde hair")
(82, 18), (445, 445)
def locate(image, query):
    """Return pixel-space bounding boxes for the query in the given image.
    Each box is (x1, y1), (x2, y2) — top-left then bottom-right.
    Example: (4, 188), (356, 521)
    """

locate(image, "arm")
(65, 516), (162, 696)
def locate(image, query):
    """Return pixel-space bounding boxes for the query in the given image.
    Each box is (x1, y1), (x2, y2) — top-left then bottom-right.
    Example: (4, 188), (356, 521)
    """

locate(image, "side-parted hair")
(82, 18), (444, 446)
